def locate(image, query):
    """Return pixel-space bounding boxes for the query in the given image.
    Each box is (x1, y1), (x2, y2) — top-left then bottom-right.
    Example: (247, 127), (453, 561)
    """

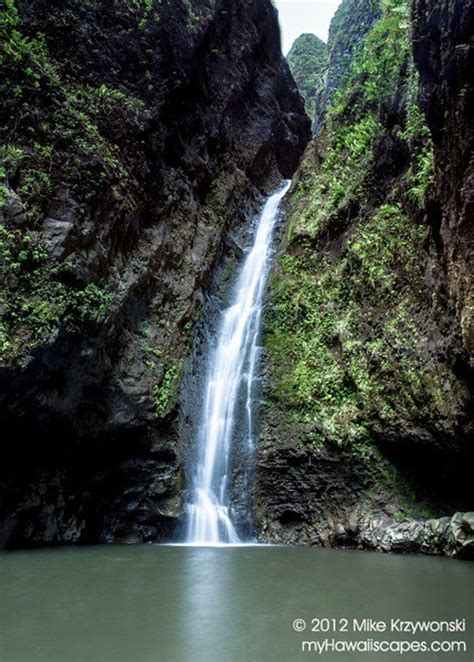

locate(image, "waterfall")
(186, 180), (291, 544)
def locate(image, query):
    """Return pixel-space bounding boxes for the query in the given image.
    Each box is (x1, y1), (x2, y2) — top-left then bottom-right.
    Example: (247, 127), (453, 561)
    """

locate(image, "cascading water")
(186, 180), (291, 544)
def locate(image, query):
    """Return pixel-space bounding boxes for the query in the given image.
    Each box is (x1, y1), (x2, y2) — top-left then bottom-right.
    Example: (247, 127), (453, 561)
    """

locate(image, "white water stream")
(186, 181), (291, 544)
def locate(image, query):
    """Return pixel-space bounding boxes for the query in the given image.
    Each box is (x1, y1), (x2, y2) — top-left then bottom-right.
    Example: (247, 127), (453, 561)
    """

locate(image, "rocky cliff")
(0, 0), (310, 547)
(313, 0), (380, 133)
(286, 33), (327, 129)
(413, 0), (474, 363)
(257, 0), (474, 558)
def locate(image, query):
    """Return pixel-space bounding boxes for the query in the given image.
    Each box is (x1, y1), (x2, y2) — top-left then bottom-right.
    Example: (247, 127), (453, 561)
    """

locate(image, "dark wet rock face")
(0, 0), (309, 547)
(256, 0), (474, 557)
(412, 0), (474, 359)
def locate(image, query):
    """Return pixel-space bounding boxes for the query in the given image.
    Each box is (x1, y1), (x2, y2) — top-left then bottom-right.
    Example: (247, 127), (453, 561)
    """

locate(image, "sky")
(273, 0), (343, 54)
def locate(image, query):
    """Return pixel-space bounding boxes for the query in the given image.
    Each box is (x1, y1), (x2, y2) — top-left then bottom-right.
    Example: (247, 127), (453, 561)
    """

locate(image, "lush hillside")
(314, 0), (380, 132)
(257, 0), (474, 558)
(286, 33), (327, 126)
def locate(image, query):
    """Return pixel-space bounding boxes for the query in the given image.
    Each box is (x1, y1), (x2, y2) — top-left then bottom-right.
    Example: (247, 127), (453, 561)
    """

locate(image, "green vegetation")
(330, 0), (410, 111)
(265, 0), (440, 468)
(183, 0), (201, 30)
(0, 9), (134, 202)
(290, 0), (425, 237)
(0, 226), (109, 362)
(287, 34), (327, 123)
(0, 0), (216, 417)
(291, 113), (382, 238)
(400, 82), (435, 205)
(316, 0), (381, 128)
(0, 0), (149, 362)
(152, 361), (182, 418)
(266, 203), (432, 446)
(140, 310), (196, 419)
(141, 311), (197, 417)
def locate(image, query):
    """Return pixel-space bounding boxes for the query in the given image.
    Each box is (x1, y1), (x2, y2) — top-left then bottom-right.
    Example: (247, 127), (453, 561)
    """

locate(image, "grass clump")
(152, 361), (182, 418)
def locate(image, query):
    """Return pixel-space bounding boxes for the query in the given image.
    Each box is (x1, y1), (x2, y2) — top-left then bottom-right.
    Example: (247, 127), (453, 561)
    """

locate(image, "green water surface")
(0, 545), (472, 661)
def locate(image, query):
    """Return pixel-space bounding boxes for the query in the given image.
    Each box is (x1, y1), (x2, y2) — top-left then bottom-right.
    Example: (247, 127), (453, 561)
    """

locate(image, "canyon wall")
(0, 0), (309, 546)
(257, 0), (474, 558)
(313, 0), (380, 133)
